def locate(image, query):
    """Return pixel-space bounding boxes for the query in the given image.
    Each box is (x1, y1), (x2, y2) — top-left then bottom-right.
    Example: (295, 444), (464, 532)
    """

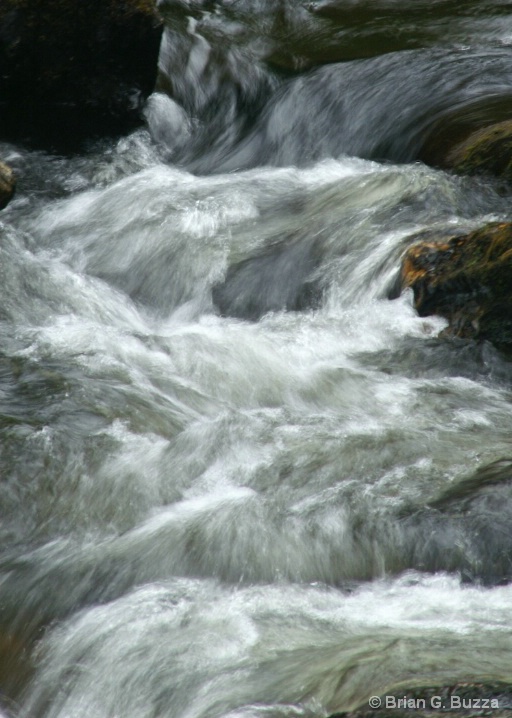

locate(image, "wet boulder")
(417, 96), (512, 180)
(0, 161), (15, 209)
(0, 0), (163, 150)
(400, 222), (512, 346)
(442, 120), (512, 181)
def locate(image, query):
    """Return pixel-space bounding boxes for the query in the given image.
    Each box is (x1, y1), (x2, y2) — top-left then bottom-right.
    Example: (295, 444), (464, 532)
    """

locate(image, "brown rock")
(0, 161), (15, 209)
(400, 222), (512, 345)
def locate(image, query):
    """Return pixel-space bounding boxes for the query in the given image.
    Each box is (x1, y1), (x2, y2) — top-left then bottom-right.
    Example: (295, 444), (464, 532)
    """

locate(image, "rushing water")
(2, 1), (512, 717)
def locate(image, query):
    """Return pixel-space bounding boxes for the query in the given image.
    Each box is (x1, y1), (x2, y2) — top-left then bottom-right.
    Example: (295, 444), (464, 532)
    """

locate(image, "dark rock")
(417, 97), (512, 179)
(0, 0), (163, 150)
(400, 222), (512, 346)
(443, 120), (512, 180)
(0, 161), (15, 209)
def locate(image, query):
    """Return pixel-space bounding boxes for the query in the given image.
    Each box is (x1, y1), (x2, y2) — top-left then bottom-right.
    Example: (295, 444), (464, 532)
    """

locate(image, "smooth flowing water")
(2, 1), (512, 716)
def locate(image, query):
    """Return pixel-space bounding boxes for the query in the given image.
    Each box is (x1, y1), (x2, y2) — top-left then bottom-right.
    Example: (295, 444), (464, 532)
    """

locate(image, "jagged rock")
(0, 0), (163, 150)
(400, 222), (512, 345)
(442, 120), (512, 181)
(0, 161), (15, 209)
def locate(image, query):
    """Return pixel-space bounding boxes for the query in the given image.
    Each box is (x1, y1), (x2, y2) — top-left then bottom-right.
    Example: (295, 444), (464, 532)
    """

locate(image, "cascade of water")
(1, 1), (512, 717)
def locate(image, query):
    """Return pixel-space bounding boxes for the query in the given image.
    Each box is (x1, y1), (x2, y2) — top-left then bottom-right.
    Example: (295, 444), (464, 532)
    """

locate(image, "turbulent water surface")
(2, 1), (512, 716)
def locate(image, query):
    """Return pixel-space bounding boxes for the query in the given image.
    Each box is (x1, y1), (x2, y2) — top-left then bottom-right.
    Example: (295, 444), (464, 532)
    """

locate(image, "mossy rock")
(417, 96), (512, 180)
(444, 120), (512, 180)
(0, 0), (163, 150)
(400, 222), (512, 346)
(0, 161), (15, 209)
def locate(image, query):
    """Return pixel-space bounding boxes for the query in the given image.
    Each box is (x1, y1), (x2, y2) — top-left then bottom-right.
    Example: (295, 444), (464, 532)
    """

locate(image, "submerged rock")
(212, 236), (322, 321)
(442, 120), (512, 181)
(0, 161), (15, 209)
(0, 627), (33, 701)
(0, 0), (163, 150)
(400, 222), (512, 346)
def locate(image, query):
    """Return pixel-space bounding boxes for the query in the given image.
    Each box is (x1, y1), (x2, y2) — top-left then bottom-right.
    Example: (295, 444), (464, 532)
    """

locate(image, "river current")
(2, 1), (512, 716)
